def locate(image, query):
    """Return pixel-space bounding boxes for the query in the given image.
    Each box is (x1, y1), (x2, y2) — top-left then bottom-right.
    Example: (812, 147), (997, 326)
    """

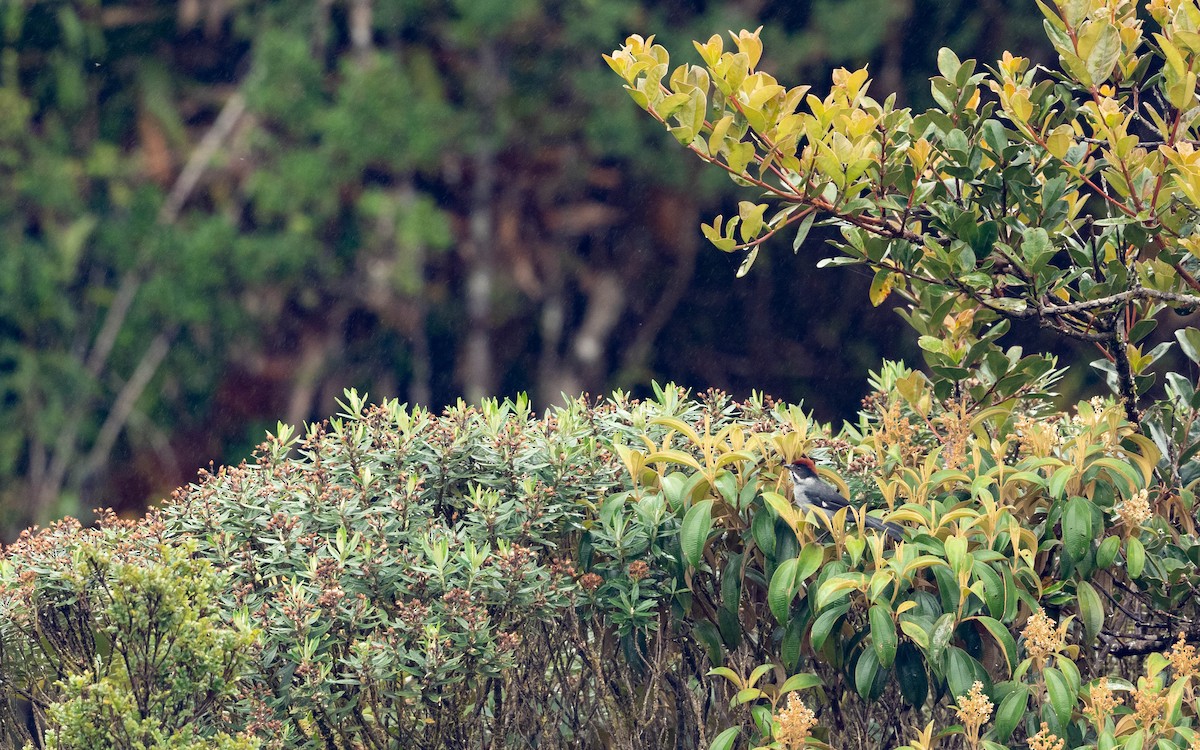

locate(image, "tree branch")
(1112, 313), (1141, 424)
(1037, 288), (1200, 316)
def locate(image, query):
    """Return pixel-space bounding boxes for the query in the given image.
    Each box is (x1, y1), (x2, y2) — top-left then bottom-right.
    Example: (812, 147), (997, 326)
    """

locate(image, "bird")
(783, 457), (903, 542)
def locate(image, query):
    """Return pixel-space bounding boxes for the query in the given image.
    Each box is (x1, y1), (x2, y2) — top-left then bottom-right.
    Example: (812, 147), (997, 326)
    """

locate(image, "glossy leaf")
(681, 499), (715, 569)
(870, 604), (898, 669)
(1077, 581), (1104, 643)
(994, 684), (1030, 741)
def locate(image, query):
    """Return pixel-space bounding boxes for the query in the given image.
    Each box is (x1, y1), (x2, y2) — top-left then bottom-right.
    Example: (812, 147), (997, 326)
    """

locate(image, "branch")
(1036, 288), (1200, 316)
(1100, 630), (1196, 658)
(159, 91), (246, 225)
(1176, 261), (1200, 294)
(1112, 314), (1142, 424)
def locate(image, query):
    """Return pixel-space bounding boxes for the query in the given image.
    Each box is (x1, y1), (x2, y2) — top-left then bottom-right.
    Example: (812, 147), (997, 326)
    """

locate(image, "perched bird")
(783, 457), (903, 542)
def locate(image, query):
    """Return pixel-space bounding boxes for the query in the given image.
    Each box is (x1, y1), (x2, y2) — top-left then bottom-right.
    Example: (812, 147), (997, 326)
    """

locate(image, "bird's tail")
(864, 515), (904, 542)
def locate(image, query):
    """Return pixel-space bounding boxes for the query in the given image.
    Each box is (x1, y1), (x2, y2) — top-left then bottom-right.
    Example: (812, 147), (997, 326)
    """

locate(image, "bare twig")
(76, 329), (175, 488)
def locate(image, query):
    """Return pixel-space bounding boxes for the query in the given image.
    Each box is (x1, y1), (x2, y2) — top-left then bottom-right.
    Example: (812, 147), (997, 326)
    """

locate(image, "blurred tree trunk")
(463, 41), (501, 403)
(878, 0), (914, 103)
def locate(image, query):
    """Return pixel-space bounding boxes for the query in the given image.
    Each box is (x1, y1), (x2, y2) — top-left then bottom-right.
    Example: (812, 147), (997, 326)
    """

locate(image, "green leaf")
(694, 621), (723, 663)
(747, 663), (773, 688)
(721, 553), (743, 615)
(973, 561), (1004, 619)
(734, 200), (763, 241)
(751, 509), (776, 559)
(900, 619), (931, 652)
(734, 687), (765, 705)
(937, 48), (962, 81)
(1062, 0), (1088, 26)
(708, 666), (741, 684)
(815, 573), (867, 610)
(929, 613), (956, 666)
(736, 247), (759, 278)
(1077, 581), (1104, 643)
(769, 558), (799, 624)
(792, 211), (816, 253)
(1096, 536), (1120, 568)
(1044, 666), (1075, 727)
(1126, 536), (1146, 577)
(855, 647), (882, 700)
(709, 726), (740, 750)
(1049, 466), (1074, 499)
(681, 499), (715, 569)
(972, 220), (999, 258)
(895, 642), (929, 707)
(972, 616), (1018, 674)
(1063, 496), (1093, 563)
(1084, 22), (1121, 84)
(869, 269), (895, 306)
(718, 605), (742, 649)
(702, 218), (737, 252)
(779, 672), (823, 694)
(945, 647), (981, 698)
(870, 604), (898, 669)
(918, 335), (946, 354)
(795, 544), (824, 582)
(1177, 327), (1200, 364)
(1021, 227), (1050, 261)
(752, 705), (773, 738)
(782, 615), (804, 671)
(982, 120), (1008, 156)
(995, 685), (1030, 741)
(810, 602), (852, 651)
(726, 140), (756, 173)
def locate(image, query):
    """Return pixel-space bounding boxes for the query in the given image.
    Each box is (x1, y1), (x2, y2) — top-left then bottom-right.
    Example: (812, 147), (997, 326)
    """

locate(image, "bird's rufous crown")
(787, 456), (818, 472)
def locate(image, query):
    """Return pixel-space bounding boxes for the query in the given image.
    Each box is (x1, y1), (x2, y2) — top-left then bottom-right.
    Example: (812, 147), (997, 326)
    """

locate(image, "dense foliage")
(0, 0), (1048, 536)
(0, 514), (259, 749)
(0, 366), (1197, 748)
(3, 1), (1200, 749)
(600, 0), (1200, 745)
(606, 3), (1200, 440)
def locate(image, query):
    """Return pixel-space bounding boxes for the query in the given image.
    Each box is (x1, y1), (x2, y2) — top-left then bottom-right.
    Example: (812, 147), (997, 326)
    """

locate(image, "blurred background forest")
(0, 0), (1060, 539)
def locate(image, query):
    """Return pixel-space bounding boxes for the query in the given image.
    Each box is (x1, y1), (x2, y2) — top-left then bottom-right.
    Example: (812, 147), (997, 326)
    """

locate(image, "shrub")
(2, 372), (1198, 749)
(6, 3), (1200, 746)
(0, 512), (259, 749)
(158, 390), (640, 748)
(602, 0), (1200, 746)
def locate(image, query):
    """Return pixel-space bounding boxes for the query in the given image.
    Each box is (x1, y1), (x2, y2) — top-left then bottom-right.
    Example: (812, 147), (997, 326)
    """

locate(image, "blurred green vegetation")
(0, 0), (1049, 535)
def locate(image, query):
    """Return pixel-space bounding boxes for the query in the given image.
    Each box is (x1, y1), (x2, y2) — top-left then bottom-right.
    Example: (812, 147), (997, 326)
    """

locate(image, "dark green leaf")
(972, 616), (1018, 674)
(870, 604), (898, 669)
(811, 602), (852, 651)
(1044, 667), (1075, 727)
(994, 685), (1030, 741)
(945, 646), (981, 698)
(1063, 496), (1093, 563)
(769, 558), (799, 624)
(681, 499), (714, 569)
(1077, 581), (1103, 643)
(895, 642), (929, 707)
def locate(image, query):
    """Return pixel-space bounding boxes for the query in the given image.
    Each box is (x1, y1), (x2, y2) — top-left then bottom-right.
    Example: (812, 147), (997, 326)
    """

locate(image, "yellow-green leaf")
(869, 269), (895, 306)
